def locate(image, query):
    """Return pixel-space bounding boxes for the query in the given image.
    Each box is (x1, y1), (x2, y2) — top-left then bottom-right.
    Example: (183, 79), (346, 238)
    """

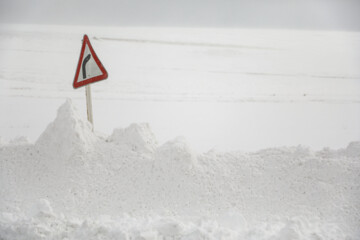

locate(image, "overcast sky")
(1, 0), (359, 31)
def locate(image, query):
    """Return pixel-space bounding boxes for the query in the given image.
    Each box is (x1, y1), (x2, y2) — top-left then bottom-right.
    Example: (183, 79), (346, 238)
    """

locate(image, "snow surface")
(0, 24), (360, 151)
(1, 100), (360, 239)
(1, 24), (360, 239)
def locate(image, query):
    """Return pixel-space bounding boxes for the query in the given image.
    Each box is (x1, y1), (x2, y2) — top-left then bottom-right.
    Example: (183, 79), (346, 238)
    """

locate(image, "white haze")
(0, 0), (360, 31)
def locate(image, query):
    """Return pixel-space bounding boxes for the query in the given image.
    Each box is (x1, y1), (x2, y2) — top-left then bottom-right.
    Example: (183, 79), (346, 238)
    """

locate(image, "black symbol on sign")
(82, 54), (91, 79)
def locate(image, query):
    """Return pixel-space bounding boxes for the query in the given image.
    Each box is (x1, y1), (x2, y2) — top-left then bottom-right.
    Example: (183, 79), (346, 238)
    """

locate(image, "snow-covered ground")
(0, 24), (360, 239)
(0, 24), (360, 151)
(1, 100), (360, 239)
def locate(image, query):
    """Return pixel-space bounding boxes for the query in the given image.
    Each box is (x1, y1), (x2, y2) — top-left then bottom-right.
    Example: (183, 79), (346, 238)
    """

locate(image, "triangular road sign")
(73, 34), (108, 88)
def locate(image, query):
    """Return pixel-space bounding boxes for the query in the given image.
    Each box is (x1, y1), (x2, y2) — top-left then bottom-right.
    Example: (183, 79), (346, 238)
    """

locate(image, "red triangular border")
(73, 34), (108, 89)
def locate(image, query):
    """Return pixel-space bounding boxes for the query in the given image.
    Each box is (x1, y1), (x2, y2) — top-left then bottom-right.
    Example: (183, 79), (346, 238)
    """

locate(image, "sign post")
(85, 85), (93, 125)
(73, 34), (108, 130)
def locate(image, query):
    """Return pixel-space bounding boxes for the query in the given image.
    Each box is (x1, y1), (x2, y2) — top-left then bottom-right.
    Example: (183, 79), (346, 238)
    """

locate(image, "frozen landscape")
(0, 24), (360, 239)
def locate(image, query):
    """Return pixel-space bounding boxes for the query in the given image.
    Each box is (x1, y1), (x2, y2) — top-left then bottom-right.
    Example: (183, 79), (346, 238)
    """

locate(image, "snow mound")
(8, 136), (29, 146)
(35, 99), (96, 159)
(31, 199), (54, 217)
(108, 123), (157, 153)
(156, 136), (198, 168)
(0, 100), (360, 239)
(345, 141), (360, 157)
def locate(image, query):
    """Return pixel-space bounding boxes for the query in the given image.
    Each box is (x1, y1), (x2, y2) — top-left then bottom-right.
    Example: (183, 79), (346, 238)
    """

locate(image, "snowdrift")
(0, 100), (359, 239)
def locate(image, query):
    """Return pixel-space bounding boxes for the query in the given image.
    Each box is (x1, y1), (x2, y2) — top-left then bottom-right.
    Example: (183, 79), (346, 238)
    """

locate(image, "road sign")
(73, 34), (108, 129)
(73, 34), (108, 89)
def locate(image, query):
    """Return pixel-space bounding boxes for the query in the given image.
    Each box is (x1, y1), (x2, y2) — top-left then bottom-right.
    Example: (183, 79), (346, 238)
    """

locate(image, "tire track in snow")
(95, 37), (279, 50)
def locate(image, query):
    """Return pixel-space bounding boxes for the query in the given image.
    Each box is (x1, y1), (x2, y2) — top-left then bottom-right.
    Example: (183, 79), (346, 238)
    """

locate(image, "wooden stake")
(85, 85), (94, 129)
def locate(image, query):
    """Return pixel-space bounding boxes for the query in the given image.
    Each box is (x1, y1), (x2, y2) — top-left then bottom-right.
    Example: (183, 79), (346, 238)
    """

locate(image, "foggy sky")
(1, 0), (360, 31)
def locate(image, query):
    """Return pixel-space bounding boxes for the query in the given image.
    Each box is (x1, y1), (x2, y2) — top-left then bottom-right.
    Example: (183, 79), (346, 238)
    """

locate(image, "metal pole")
(85, 84), (94, 130)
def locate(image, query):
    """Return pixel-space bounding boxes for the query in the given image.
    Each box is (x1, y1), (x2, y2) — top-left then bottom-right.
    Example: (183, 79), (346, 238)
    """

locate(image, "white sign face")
(73, 35), (108, 89)
(77, 44), (103, 82)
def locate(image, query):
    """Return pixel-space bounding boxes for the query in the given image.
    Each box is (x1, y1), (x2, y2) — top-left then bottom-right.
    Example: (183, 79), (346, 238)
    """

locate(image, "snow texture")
(1, 100), (359, 239)
(108, 123), (157, 153)
(1, 25), (360, 152)
(36, 99), (96, 159)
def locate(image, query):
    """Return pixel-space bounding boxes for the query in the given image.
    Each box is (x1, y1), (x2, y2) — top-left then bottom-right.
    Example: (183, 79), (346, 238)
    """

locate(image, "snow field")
(1, 24), (360, 239)
(1, 24), (360, 151)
